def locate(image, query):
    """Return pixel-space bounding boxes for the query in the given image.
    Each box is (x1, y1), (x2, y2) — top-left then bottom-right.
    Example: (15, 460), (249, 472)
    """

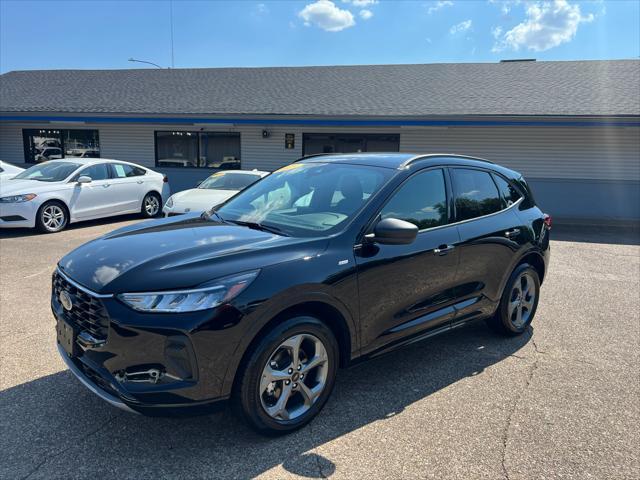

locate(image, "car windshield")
(199, 172), (262, 191)
(217, 162), (392, 237)
(13, 162), (81, 182)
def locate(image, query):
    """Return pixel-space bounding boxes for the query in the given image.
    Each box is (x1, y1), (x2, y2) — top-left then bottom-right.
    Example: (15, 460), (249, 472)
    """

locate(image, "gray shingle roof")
(1, 60), (638, 117)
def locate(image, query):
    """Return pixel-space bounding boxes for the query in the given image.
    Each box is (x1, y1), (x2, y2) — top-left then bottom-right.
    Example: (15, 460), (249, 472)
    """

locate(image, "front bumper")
(0, 201), (37, 228)
(52, 269), (240, 415)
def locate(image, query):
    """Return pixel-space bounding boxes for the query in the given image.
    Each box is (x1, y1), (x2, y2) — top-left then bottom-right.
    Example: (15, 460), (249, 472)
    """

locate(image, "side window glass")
(451, 168), (502, 221)
(79, 163), (110, 181)
(380, 169), (448, 230)
(112, 163), (136, 178)
(492, 174), (522, 208)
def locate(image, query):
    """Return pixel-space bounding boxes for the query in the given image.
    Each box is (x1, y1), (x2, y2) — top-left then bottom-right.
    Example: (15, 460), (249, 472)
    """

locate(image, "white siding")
(400, 126), (640, 181)
(0, 124), (26, 164)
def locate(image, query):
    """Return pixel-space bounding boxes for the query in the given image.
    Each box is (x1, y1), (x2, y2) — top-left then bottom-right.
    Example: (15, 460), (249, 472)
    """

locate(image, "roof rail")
(399, 153), (494, 169)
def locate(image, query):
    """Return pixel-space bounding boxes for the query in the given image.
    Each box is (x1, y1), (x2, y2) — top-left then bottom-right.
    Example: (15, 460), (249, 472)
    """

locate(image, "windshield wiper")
(228, 220), (289, 237)
(200, 209), (227, 224)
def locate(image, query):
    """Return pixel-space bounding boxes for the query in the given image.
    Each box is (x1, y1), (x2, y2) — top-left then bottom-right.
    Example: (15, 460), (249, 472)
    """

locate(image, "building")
(1, 59), (639, 221)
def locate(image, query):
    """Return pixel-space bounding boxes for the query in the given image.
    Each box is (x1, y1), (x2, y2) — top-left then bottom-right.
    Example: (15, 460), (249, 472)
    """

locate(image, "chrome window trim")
(421, 196), (523, 233)
(56, 267), (114, 298)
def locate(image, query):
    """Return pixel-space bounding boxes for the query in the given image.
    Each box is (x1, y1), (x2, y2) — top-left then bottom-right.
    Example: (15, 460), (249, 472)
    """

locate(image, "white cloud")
(493, 0), (594, 52)
(488, 0), (521, 15)
(256, 3), (268, 13)
(491, 25), (503, 39)
(299, 0), (356, 32)
(343, 0), (378, 6)
(427, 1), (453, 15)
(359, 9), (373, 19)
(450, 19), (472, 34)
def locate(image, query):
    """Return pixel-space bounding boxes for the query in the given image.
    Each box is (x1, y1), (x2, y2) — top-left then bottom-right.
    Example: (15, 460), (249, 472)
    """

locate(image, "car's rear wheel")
(488, 263), (540, 335)
(141, 192), (161, 218)
(234, 316), (339, 435)
(36, 201), (68, 233)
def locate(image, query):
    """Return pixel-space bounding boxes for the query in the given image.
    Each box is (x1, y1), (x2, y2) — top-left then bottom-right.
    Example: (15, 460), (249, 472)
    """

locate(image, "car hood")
(58, 214), (329, 294)
(0, 178), (65, 195)
(169, 188), (237, 212)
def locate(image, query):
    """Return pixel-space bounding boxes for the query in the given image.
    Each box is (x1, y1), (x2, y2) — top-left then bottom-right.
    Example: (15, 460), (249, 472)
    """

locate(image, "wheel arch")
(224, 296), (356, 397)
(37, 197), (71, 222)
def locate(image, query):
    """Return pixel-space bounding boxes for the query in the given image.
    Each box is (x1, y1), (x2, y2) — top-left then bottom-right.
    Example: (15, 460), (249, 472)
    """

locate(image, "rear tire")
(36, 201), (69, 233)
(141, 192), (161, 218)
(487, 263), (540, 336)
(234, 316), (339, 436)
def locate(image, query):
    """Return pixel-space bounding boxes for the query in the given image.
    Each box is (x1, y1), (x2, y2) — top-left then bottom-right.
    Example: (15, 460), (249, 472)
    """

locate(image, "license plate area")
(57, 316), (79, 357)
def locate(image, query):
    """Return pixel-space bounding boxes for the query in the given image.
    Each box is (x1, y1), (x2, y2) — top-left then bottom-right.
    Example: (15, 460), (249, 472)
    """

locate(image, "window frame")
(109, 163), (147, 179)
(360, 166), (454, 243)
(448, 166), (524, 224)
(70, 162), (113, 182)
(153, 130), (241, 169)
(21, 128), (100, 164)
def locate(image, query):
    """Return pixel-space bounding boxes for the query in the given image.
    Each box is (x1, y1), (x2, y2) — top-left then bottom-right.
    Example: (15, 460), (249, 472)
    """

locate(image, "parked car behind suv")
(52, 153), (550, 434)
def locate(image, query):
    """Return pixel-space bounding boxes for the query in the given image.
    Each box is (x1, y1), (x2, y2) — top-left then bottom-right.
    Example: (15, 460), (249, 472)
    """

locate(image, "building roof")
(1, 60), (638, 117)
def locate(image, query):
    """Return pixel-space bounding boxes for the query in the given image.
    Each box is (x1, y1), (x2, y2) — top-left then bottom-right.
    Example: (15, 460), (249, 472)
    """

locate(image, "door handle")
(504, 228), (521, 238)
(137, 180), (144, 184)
(102, 183), (110, 188)
(433, 244), (455, 256)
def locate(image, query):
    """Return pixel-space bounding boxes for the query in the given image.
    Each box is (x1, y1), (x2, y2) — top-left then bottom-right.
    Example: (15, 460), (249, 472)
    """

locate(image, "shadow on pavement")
(0, 322), (531, 479)
(552, 224), (640, 246)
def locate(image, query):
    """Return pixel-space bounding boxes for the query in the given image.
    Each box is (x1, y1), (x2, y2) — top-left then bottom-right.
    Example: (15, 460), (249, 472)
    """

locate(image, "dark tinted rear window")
(492, 174), (522, 208)
(451, 168), (502, 221)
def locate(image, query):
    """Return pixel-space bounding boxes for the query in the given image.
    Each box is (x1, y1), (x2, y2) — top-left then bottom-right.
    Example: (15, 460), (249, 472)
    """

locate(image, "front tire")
(141, 192), (161, 218)
(36, 201), (68, 233)
(234, 316), (339, 435)
(487, 263), (540, 335)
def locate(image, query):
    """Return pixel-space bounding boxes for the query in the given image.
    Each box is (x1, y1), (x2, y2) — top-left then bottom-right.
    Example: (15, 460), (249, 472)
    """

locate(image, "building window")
(22, 129), (100, 164)
(302, 133), (400, 155)
(155, 131), (241, 169)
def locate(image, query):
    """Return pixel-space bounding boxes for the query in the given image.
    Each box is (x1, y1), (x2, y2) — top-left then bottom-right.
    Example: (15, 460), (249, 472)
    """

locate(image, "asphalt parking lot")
(1, 217), (638, 480)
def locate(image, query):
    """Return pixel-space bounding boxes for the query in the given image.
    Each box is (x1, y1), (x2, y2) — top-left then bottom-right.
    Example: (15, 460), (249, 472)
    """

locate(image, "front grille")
(53, 271), (109, 341)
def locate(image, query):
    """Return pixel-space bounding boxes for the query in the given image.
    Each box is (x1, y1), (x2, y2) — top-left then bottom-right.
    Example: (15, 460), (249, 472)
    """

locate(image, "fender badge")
(338, 259), (349, 266)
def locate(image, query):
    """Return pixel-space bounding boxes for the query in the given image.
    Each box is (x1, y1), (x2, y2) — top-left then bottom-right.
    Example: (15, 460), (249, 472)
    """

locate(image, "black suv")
(53, 153), (550, 434)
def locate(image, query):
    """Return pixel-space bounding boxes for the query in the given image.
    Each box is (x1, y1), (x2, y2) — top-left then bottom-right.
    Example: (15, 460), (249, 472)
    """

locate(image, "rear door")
(449, 167), (527, 322)
(355, 168), (461, 354)
(108, 163), (147, 213)
(68, 163), (115, 219)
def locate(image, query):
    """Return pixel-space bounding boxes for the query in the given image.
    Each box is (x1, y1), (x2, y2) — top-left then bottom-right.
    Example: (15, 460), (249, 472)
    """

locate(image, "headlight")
(118, 270), (259, 313)
(0, 194), (37, 203)
(165, 196), (174, 208)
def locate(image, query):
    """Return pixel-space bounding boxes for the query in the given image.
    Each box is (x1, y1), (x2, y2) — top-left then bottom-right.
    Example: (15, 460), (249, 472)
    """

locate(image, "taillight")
(163, 175), (169, 183)
(543, 214), (552, 230)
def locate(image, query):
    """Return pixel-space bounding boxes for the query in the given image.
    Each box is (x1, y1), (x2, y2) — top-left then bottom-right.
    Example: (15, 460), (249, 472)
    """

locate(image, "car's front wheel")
(235, 316), (339, 435)
(141, 192), (161, 218)
(488, 263), (540, 335)
(36, 201), (69, 233)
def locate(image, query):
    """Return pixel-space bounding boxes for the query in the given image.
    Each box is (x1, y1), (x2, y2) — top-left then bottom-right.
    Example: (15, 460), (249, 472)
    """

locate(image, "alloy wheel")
(508, 272), (536, 328)
(144, 195), (160, 216)
(41, 204), (66, 232)
(259, 333), (329, 421)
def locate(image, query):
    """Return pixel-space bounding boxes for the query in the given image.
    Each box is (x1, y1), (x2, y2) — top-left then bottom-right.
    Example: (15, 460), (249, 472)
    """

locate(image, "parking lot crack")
(20, 413), (120, 480)
(501, 329), (541, 480)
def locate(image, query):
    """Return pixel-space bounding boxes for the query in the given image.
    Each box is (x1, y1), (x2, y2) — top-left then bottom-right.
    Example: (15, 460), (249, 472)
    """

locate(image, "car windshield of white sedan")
(217, 162), (392, 237)
(199, 172), (262, 191)
(13, 162), (81, 182)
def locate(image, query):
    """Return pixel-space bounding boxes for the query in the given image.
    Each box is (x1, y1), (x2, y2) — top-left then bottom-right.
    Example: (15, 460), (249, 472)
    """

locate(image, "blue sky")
(1, 0), (638, 73)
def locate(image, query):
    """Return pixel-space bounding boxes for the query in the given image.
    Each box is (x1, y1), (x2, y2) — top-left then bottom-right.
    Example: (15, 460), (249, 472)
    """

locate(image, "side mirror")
(365, 217), (418, 245)
(77, 175), (92, 184)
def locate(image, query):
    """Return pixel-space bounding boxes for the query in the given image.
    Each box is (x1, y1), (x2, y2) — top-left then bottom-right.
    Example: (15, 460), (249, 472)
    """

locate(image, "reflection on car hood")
(0, 178), (67, 195)
(58, 214), (328, 294)
(169, 188), (237, 212)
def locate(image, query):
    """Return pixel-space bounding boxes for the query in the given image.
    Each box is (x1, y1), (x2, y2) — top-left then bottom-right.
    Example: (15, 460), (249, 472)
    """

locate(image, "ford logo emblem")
(59, 290), (73, 311)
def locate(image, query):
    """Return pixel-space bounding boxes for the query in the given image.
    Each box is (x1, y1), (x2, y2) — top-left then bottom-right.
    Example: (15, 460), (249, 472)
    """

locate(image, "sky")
(0, 0), (638, 73)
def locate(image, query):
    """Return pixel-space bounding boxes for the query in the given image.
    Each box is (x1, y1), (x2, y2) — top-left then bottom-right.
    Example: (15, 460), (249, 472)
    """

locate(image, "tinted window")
(78, 163), (110, 181)
(380, 169), (448, 230)
(112, 164), (145, 178)
(451, 168), (502, 221)
(492, 174), (522, 208)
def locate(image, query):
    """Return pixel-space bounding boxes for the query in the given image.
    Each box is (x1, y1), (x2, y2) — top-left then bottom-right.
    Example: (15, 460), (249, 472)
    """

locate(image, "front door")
(355, 168), (461, 355)
(68, 163), (115, 219)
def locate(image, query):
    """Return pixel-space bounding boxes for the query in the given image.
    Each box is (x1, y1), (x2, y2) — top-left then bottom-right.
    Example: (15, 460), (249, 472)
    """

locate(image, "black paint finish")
(52, 154), (550, 414)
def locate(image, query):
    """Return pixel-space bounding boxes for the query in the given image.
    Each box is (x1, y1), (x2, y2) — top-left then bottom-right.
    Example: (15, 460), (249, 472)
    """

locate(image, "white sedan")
(163, 169), (268, 216)
(0, 159), (170, 233)
(0, 160), (24, 181)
